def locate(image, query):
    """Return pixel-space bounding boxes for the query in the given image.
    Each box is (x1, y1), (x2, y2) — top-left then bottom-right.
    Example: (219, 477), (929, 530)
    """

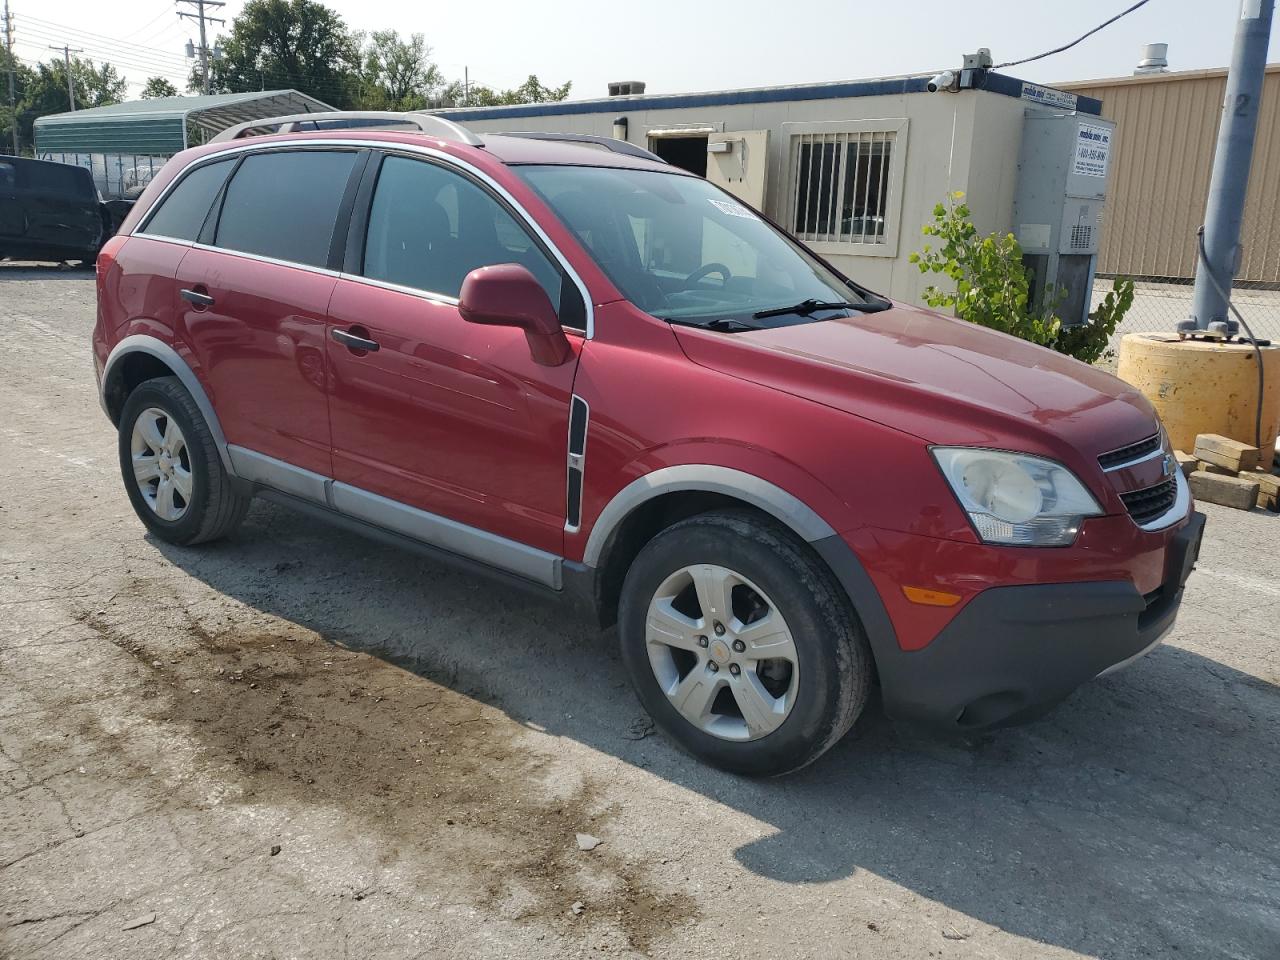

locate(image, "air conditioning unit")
(608, 80), (647, 97)
(1013, 111), (1116, 326)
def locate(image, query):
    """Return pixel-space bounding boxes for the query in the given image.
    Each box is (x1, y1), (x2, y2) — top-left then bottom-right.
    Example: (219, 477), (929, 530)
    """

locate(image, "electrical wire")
(1196, 225), (1267, 452)
(995, 0), (1154, 69)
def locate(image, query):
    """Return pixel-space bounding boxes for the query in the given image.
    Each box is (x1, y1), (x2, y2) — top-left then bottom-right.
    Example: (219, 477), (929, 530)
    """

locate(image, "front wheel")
(618, 510), (872, 776)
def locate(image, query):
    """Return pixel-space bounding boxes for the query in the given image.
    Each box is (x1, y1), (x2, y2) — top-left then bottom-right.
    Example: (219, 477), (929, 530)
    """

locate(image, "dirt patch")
(70, 583), (699, 953)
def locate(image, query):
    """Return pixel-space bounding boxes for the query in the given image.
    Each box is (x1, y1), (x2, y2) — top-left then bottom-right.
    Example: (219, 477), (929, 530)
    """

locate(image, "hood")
(673, 300), (1158, 462)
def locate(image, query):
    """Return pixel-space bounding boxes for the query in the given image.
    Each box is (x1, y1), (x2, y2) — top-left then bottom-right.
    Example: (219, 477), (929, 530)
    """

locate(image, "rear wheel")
(117, 376), (250, 545)
(618, 510), (872, 776)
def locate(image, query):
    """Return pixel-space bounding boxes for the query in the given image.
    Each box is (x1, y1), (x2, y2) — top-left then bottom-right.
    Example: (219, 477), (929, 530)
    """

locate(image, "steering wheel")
(684, 262), (733, 287)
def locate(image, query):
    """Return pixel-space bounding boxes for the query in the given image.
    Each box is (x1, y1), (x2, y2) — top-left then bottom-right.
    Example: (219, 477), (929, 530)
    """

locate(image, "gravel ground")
(2, 262), (1278, 960)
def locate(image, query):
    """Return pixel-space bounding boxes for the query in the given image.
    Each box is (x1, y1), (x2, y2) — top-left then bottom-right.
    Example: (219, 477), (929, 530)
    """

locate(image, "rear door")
(174, 147), (365, 486)
(324, 151), (585, 557)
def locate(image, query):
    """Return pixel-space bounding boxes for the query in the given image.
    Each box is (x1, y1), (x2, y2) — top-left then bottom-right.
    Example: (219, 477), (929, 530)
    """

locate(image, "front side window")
(141, 158), (235, 241)
(215, 150), (358, 268)
(518, 165), (880, 329)
(362, 155), (564, 310)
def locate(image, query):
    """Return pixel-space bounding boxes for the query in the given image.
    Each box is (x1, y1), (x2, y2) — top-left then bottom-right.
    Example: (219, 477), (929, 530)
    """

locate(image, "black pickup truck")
(1, 155), (116, 265)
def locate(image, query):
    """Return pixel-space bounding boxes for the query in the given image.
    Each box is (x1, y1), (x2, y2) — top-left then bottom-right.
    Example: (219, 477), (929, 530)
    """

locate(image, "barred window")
(790, 131), (894, 244)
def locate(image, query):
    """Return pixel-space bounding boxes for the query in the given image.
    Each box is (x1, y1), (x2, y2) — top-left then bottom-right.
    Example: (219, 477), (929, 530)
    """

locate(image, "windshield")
(516, 165), (884, 329)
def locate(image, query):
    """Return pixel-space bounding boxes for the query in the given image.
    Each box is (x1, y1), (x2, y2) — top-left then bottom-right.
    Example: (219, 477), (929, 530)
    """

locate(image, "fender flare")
(101, 334), (235, 474)
(581, 464), (837, 568)
(580, 464), (901, 662)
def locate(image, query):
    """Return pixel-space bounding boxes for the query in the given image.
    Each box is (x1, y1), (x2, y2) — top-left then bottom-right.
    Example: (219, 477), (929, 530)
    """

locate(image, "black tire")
(618, 510), (872, 777)
(117, 376), (251, 545)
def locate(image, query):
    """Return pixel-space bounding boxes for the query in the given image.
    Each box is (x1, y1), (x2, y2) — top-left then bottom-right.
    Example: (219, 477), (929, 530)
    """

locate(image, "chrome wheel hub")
(645, 564), (799, 742)
(130, 407), (192, 522)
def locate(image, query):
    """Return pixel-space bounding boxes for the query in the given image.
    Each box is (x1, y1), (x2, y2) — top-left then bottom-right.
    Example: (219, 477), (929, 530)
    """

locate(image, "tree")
(354, 30), (443, 110)
(15, 56), (125, 147)
(206, 0), (360, 107)
(0, 49), (35, 153)
(140, 77), (179, 99)
(443, 73), (571, 108)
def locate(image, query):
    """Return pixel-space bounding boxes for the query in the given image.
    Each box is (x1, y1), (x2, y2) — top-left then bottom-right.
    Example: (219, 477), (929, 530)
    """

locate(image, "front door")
(174, 148), (363, 485)
(325, 153), (584, 557)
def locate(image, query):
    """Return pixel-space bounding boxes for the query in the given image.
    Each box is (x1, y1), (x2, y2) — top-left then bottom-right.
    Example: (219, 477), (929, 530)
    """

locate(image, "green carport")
(33, 89), (333, 198)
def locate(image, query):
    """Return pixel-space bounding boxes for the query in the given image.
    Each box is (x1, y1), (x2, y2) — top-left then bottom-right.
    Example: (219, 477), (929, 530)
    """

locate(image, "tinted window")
(0, 162), (14, 191)
(362, 155), (562, 308)
(216, 150), (357, 268)
(20, 160), (94, 199)
(142, 158), (235, 241)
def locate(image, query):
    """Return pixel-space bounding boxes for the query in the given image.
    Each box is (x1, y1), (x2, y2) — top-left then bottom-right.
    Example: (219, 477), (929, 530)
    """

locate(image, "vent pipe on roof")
(1134, 43), (1169, 75)
(608, 81), (646, 97)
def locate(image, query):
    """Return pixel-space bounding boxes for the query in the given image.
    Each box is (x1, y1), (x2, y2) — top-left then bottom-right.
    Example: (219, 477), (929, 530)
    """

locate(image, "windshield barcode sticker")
(708, 198), (759, 220)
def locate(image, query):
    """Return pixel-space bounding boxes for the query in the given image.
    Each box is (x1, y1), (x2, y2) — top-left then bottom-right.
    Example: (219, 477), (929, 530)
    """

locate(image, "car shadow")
(151, 500), (1280, 959)
(0, 261), (95, 279)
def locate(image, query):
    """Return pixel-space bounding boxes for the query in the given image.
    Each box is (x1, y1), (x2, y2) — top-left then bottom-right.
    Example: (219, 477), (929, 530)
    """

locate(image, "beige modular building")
(1060, 64), (1280, 284)
(441, 71), (1113, 316)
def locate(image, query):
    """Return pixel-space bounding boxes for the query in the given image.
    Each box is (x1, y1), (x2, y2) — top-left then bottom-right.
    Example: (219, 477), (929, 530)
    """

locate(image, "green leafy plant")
(909, 192), (1134, 363)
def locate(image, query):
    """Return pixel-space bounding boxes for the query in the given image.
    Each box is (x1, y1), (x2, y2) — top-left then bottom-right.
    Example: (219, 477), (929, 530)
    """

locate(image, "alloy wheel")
(645, 564), (799, 741)
(130, 407), (192, 522)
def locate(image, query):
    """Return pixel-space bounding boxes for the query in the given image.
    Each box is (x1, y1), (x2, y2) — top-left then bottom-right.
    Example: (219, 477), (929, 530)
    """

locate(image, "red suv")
(93, 112), (1204, 775)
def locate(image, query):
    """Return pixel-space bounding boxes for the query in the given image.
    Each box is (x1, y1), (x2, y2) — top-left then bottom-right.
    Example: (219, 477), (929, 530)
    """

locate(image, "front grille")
(1099, 433), (1162, 471)
(1120, 477), (1178, 525)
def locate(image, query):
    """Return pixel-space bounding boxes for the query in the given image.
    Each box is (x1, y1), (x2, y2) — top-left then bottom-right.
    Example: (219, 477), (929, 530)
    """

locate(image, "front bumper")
(873, 511), (1205, 731)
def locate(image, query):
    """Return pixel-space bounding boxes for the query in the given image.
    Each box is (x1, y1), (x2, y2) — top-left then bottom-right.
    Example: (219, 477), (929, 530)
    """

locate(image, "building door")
(706, 131), (770, 210)
(650, 135), (708, 176)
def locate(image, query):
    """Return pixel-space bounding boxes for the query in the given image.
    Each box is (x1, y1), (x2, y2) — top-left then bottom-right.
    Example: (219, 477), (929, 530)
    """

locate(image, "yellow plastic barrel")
(1116, 333), (1280, 456)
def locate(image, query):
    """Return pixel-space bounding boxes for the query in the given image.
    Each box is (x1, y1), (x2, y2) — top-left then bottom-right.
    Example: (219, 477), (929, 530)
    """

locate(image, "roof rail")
(209, 111), (483, 146)
(493, 132), (665, 163)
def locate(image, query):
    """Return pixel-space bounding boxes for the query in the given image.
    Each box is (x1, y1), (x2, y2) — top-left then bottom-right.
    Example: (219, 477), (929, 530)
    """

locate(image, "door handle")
(180, 288), (215, 307)
(331, 327), (380, 352)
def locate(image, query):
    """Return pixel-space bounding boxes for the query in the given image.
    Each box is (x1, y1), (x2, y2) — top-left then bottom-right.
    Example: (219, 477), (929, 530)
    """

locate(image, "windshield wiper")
(752, 298), (870, 320)
(663, 316), (762, 333)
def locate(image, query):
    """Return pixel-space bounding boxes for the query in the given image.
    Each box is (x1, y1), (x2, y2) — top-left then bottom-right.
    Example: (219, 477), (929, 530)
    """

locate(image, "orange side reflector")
(901, 585), (963, 607)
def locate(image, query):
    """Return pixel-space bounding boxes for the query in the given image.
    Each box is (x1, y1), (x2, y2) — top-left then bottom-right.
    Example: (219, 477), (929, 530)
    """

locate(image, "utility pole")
(48, 44), (83, 111)
(1186, 0), (1276, 334)
(3, 0), (17, 154)
(176, 0), (224, 95)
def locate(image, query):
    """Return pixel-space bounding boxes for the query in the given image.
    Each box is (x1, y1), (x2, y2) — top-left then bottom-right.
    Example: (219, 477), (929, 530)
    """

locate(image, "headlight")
(932, 447), (1103, 546)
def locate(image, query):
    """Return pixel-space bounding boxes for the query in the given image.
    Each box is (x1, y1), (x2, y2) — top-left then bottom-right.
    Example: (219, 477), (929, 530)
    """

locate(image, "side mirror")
(458, 263), (572, 367)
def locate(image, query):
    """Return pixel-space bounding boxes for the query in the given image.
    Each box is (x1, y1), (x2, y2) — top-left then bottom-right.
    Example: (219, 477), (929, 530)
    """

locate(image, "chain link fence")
(1092, 275), (1280, 350)
(36, 151), (171, 201)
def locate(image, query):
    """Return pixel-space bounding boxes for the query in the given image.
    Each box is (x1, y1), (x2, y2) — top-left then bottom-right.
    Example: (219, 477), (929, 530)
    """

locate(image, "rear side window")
(142, 158), (235, 241)
(215, 150), (357, 268)
(19, 161), (94, 199)
(0, 162), (14, 190)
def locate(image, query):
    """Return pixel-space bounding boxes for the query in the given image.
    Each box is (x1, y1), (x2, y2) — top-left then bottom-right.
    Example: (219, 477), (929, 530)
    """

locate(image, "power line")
(19, 15), (191, 64)
(15, 25), (190, 75)
(995, 0), (1155, 69)
(118, 2), (180, 42)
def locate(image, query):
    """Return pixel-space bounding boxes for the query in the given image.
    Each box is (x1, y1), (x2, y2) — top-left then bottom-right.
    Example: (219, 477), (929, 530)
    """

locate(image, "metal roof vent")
(1134, 43), (1169, 75)
(608, 81), (646, 97)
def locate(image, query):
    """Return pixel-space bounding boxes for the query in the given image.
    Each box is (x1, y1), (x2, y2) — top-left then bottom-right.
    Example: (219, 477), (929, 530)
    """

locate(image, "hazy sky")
(11, 0), (1278, 100)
